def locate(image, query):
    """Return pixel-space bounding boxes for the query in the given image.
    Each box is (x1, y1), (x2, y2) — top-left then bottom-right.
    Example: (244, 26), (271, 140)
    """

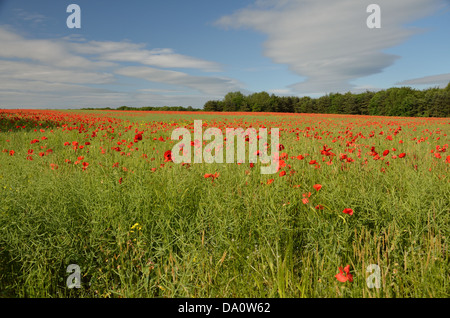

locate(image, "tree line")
(81, 105), (200, 112)
(203, 82), (450, 117)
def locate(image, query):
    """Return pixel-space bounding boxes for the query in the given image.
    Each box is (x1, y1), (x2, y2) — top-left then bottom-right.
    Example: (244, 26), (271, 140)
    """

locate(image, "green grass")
(0, 110), (448, 297)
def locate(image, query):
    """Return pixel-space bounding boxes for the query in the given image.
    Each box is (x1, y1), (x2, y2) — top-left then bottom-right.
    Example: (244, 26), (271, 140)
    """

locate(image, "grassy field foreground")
(0, 109), (449, 297)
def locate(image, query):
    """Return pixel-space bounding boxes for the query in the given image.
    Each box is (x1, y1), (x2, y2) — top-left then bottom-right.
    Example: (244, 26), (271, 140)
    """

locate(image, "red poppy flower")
(302, 192), (311, 204)
(335, 265), (353, 282)
(315, 204), (324, 210)
(204, 172), (219, 181)
(399, 153), (406, 158)
(279, 170), (286, 177)
(313, 184), (322, 191)
(134, 133), (143, 142)
(164, 150), (173, 162)
(383, 150), (389, 156)
(342, 208), (353, 216)
(278, 159), (286, 168)
(267, 179), (274, 185)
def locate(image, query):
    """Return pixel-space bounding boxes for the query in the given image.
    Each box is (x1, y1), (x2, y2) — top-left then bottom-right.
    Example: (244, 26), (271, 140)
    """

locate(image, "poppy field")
(0, 109), (449, 298)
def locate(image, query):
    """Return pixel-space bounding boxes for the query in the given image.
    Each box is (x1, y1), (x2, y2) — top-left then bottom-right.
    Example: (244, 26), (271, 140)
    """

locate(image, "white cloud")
(396, 73), (450, 87)
(216, 0), (445, 94)
(70, 40), (222, 72)
(12, 8), (47, 24)
(0, 60), (114, 84)
(267, 88), (293, 96)
(137, 88), (189, 94)
(115, 66), (243, 96)
(0, 26), (244, 108)
(0, 27), (112, 69)
(101, 48), (222, 72)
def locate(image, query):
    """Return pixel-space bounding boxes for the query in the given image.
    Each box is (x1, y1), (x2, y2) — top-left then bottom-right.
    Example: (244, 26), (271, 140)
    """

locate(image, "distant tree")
(222, 91), (245, 111)
(239, 100), (251, 112)
(356, 91), (375, 115)
(201, 83), (449, 117)
(278, 96), (296, 113)
(342, 92), (359, 114)
(248, 92), (271, 112)
(316, 95), (331, 114)
(428, 91), (450, 117)
(204, 100), (221, 111)
(329, 93), (344, 114)
(294, 96), (311, 113)
(368, 90), (387, 115)
(445, 81), (450, 92)
(303, 96), (316, 113)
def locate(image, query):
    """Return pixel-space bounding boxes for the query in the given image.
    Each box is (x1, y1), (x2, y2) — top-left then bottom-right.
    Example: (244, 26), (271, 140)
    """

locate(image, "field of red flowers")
(0, 109), (448, 297)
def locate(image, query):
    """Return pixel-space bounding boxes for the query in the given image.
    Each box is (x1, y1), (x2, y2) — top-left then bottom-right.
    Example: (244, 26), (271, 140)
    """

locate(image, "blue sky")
(0, 0), (449, 109)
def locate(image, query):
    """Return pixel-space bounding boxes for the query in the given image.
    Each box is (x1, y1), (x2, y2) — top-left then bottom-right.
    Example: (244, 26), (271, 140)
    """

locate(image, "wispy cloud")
(0, 60), (114, 84)
(216, 0), (445, 95)
(0, 26), (243, 108)
(13, 8), (47, 24)
(396, 73), (450, 87)
(0, 27), (112, 69)
(70, 40), (223, 72)
(115, 66), (243, 96)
